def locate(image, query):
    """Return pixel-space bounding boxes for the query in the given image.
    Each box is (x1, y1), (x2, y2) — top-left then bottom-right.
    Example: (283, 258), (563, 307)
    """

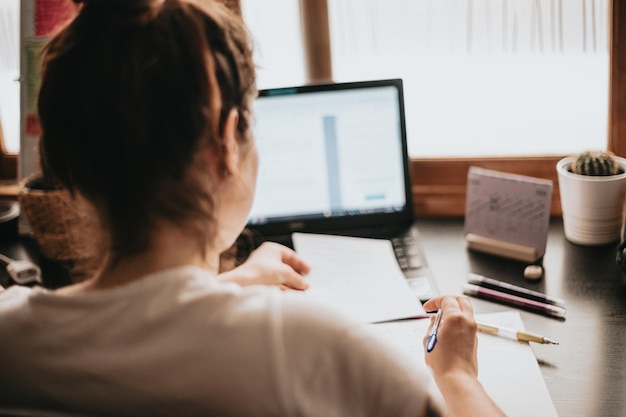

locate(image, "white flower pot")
(556, 156), (626, 245)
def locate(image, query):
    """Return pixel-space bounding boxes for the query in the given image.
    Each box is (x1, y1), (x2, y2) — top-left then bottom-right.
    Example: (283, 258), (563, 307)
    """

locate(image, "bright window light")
(242, 0), (609, 158)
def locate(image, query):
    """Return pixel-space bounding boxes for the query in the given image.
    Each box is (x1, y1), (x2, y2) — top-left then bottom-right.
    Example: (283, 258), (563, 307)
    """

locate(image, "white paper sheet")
(292, 233), (425, 323)
(369, 311), (559, 417)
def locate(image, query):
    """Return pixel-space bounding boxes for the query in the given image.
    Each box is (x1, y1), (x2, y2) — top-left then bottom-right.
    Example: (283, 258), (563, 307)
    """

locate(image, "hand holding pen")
(422, 295), (479, 379)
(421, 295), (508, 417)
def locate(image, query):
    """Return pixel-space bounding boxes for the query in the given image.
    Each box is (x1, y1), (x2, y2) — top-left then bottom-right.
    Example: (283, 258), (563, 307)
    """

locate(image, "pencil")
(463, 283), (566, 319)
(477, 321), (559, 345)
(468, 273), (566, 308)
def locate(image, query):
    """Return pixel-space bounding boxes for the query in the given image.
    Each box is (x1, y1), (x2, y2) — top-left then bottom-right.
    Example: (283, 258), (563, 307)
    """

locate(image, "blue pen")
(426, 309), (443, 352)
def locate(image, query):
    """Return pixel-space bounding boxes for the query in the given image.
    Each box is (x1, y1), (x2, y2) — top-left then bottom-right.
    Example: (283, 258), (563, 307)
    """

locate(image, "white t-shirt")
(0, 266), (442, 416)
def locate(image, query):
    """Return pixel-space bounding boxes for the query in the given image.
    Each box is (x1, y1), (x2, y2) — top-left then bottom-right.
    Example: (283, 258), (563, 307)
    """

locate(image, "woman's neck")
(61, 224), (221, 293)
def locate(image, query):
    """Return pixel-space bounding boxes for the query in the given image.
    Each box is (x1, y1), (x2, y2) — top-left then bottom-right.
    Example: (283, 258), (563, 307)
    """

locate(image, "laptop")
(246, 78), (438, 301)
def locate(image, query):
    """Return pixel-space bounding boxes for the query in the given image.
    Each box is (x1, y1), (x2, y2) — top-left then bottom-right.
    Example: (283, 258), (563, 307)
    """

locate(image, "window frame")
(2, 0), (624, 217)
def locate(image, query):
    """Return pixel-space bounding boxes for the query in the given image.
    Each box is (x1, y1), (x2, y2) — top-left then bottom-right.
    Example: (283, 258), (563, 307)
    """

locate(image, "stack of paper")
(292, 232), (425, 323)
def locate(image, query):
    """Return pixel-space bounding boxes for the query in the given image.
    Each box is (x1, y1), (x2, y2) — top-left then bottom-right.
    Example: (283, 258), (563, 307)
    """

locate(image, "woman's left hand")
(218, 242), (310, 290)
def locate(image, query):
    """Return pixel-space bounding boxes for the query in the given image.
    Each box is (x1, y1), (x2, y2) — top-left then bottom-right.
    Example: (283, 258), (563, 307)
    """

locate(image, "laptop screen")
(247, 79), (413, 237)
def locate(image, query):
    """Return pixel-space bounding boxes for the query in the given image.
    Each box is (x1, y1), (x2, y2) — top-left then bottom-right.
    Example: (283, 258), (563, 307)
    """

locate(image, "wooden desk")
(1, 218), (625, 416)
(416, 217), (626, 417)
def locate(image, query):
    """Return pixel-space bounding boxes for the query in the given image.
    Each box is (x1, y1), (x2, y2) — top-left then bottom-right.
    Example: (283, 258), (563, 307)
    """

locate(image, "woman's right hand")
(421, 295), (506, 417)
(422, 295), (479, 382)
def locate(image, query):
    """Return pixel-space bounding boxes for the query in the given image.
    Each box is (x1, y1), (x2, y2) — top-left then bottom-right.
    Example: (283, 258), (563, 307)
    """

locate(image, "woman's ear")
(221, 109), (240, 177)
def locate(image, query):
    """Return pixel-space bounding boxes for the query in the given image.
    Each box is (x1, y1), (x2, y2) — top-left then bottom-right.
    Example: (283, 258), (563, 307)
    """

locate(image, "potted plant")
(556, 150), (626, 246)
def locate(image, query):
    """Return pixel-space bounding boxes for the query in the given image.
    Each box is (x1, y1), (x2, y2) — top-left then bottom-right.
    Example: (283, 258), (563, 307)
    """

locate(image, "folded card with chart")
(464, 167), (553, 262)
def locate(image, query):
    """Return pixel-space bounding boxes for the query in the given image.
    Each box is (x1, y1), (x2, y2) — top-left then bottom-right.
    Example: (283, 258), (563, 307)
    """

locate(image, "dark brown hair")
(38, 0), (256, 260)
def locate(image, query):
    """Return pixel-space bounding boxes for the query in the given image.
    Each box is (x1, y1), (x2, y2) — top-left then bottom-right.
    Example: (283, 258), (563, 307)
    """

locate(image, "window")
(328, 0), (609, 158)
(0, 0), (22, 182)
(0, 0), (20, 157)
(243, 0), (610, 158)
(242, 0), (625, 216)
(242, 0), (305, 88)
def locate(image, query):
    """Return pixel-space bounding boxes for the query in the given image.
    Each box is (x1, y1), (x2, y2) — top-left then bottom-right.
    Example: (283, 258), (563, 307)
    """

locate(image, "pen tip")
(545, 338), (559, 345)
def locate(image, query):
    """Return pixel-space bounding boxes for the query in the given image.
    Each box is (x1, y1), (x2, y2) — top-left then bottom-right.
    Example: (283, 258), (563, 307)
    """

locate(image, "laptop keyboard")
(391, 236), (423, 272)
(390, 234), (437, 302)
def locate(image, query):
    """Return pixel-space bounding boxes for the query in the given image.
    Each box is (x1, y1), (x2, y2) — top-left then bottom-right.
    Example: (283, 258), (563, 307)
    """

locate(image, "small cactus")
(571, 151), (620, 176)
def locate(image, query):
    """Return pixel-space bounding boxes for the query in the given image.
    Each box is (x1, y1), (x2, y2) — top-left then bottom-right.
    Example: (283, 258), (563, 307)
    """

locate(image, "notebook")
(246, 78), (438, 301)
